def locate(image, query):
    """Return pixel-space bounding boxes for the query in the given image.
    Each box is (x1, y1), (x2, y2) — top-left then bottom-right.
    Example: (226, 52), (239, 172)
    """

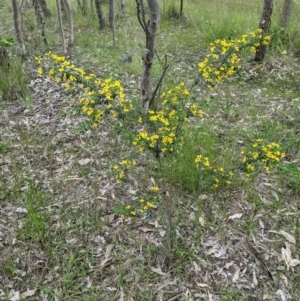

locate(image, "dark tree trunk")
(95, 0), (105, 30)
(0, 47), (9, 67)
(61, 0), (73, 56)
(180, 0), (183, 17)
(33, 0), (51, 17)
(77, 0), (87, 15)
(109, 0), (115, 45)
(60, 0), (68, 20)
(136, 0), (160, 110)
(120, 0), (125, 17)
(90, 0), (94, 15)
(12, 0), (23, 45)
(255, 0), (273, 62)
(56, 0), (66, 54)
(33, 0), (49, 46)
(280, 0), (294, 27)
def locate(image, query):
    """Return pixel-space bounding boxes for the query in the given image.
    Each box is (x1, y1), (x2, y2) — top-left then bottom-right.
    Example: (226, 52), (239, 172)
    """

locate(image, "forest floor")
(1, 52), (300, 301)
(1, 3), (300, 301)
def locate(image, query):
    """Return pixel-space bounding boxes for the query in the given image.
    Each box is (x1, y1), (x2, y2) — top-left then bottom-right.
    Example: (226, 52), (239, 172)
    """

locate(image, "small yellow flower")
(55, 77), (61, 83)
(147, 201), (155, 208)
(204, 157), (210, 167)
(35, 56), (43, 64)
(150, 186), (159, 192)
(48, 69), (54, 77)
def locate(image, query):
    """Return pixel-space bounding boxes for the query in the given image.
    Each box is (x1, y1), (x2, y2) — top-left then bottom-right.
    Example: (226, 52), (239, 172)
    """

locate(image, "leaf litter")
(0, 54), (300, 301)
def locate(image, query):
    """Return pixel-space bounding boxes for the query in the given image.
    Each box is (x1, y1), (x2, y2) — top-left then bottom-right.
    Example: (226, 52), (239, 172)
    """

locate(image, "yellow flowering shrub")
(194, 138), (285, 189)
(194, 154), (234, 190)
(240, 139), (285, 177)
(34, 33), (283, 220)
(131, 82), (203, 158)
(198, 29), (271, 89)
(35, 52), (131, 128)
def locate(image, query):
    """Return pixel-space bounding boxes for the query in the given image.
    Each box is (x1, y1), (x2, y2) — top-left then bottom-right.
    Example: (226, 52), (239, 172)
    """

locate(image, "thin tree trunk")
(0, 47), (9, 67)
(33, 0), (51, 17)
(60, 0), (68, 20)
(33, 0), (49, 46)
(95, 0), (105, 30)
(77, 0), (87, 15)
(137, 0), (160, 110)
(120, 0), (125, 17)
(179, 0), (183, 17)
(12, 0), (23, 45)
(90, 0), (94, 16)
(255, 0), (273, 62)
(56, 0), (66, 55)
(109, 0), (115, 45)
(62, 0), (73, 56)
(280, 0), (293, 27)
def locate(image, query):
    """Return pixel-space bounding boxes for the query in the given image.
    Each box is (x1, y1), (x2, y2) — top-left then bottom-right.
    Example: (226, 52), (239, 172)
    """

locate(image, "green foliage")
(17, 186), (50, 248)
(2, 257), (17, 278)
(278, 163), (300, 195)
(0, 55), (30, 102)
(164, 0), (181, 20)
(0, 37), (14, 47)
(0, 37), (31, 106)
(0, 140), (8, 154)
(220, 287), (249, 301)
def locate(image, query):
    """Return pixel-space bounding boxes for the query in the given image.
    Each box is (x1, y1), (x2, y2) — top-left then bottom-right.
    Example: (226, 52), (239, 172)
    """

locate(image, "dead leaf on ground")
(232, 267), (240, 283)
(20, 289), (36, 299)
(279, 230), (296, 244)
(281, 245), (300, 271)
(78, 158), (93, 165)
(196, 282), (210, 288)
(151, 266), (167, 276)
(228, 213), (243, 220)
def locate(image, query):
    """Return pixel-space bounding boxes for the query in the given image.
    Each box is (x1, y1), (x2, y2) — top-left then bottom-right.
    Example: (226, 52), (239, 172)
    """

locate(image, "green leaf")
(0, 37), (15, 47)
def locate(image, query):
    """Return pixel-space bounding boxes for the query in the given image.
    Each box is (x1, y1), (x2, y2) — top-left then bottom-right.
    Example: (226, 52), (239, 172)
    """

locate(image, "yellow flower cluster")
(198, 29), (271, 89)
(113, 159), (136, 184)
(122, 198), (156, 218)
(35, 52), (132, 128)
(241, 139), (285, 177)
(119, 183), (159, 218)
(195, 155), (234, 189)
(132, 83), (203, 156)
